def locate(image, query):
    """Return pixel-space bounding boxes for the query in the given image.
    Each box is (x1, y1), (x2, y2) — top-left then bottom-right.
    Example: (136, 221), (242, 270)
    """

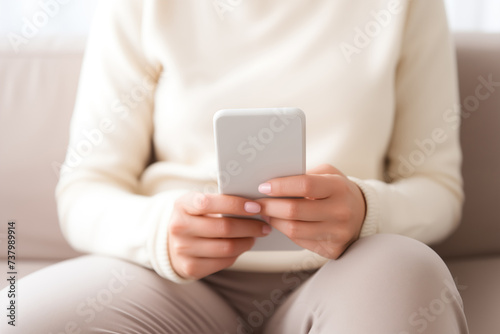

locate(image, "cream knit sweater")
(56, 0), (463, 283)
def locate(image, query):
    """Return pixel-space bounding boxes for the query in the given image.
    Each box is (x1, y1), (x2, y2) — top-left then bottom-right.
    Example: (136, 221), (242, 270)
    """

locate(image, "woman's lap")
(0, 234), (468, 334)
(0, 255), (242, 334)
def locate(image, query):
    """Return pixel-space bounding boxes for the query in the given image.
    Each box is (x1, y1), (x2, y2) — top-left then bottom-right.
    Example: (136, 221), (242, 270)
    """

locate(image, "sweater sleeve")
(351, 0), (464, 244)
(55, 0), (190, 283)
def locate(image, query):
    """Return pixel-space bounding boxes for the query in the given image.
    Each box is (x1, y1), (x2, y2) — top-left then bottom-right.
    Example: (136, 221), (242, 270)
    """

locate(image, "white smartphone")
(213, 107), (306, 251)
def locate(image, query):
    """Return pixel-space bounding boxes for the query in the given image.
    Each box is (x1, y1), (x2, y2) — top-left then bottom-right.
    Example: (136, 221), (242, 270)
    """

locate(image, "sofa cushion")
(433, 33), (500, 259)
(0, 37), (85, 260)
(446, 256), (500, 334)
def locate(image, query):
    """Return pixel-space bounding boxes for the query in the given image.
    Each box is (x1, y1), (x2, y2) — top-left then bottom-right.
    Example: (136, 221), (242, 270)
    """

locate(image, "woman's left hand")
(256, 163), (366, 259)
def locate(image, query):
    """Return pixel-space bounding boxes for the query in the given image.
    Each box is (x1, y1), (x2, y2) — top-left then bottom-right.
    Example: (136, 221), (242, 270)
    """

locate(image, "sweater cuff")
(348, 176), (379, 238)
(147, 190), (194, 284)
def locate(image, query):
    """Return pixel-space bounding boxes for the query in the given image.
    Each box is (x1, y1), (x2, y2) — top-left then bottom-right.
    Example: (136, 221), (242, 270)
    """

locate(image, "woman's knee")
(302, 234), (467, 333)
(313, 233), (463, 306)
(320, 234), (454, 285)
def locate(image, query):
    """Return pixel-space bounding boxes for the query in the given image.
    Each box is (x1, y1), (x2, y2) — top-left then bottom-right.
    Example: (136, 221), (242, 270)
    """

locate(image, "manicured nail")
(258, 183), (272, 194)
(244, 202), (261, 213)
(262, 225), (272, 235)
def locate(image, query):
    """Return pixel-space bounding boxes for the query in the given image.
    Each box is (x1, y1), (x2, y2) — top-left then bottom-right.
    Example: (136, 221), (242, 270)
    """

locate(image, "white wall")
(0, 0), (99, 35)
(444, 0), (500, 32)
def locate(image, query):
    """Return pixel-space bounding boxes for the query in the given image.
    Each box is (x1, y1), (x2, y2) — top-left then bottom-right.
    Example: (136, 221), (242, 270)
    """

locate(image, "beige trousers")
(1, 234), (468, 334)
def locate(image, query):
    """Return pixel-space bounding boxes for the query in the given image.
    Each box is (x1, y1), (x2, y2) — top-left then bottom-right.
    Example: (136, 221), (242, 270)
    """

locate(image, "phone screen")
(214, 107), (305, 251)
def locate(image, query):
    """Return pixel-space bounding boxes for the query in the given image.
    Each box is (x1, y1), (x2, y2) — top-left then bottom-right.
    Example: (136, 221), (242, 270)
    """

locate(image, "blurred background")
(0, 0), (499, 37)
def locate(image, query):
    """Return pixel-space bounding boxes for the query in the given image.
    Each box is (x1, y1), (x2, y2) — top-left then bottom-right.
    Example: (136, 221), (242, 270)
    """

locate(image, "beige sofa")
(0, 33), (499, 333)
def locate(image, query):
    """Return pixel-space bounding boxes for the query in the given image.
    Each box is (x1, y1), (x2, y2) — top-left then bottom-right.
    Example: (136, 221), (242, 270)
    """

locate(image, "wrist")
(347, 176), (379, 238)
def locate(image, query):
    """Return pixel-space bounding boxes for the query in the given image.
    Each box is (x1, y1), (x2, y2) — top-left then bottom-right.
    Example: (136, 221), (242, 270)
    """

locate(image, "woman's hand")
(256, 164), (366, 259)
(168, 192), (271, 280)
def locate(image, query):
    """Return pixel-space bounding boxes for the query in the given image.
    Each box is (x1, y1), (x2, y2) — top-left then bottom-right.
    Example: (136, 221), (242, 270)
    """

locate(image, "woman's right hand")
(168, 192), (272, 280)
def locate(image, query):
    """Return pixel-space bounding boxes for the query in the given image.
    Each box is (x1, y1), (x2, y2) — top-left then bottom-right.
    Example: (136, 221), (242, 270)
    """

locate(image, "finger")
(257, 198), (331, 221)
(306, 163), (344, 175)
(172, 236), (255, 258)
(180, 192), (262, 216)
(266, 218), (326, 240)
(258, 174), (338, 199)
(174, 214), (271, 238)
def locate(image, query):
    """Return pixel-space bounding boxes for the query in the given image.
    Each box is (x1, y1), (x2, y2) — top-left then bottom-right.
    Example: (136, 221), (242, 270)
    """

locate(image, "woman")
(5, 0), (469, 333)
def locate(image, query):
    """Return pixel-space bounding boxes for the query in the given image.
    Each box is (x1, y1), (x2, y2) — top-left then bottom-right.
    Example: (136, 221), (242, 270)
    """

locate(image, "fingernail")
(244, 202), (261, 213)
(258, 183), (272, 194)
(262, 225), (272, 235)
